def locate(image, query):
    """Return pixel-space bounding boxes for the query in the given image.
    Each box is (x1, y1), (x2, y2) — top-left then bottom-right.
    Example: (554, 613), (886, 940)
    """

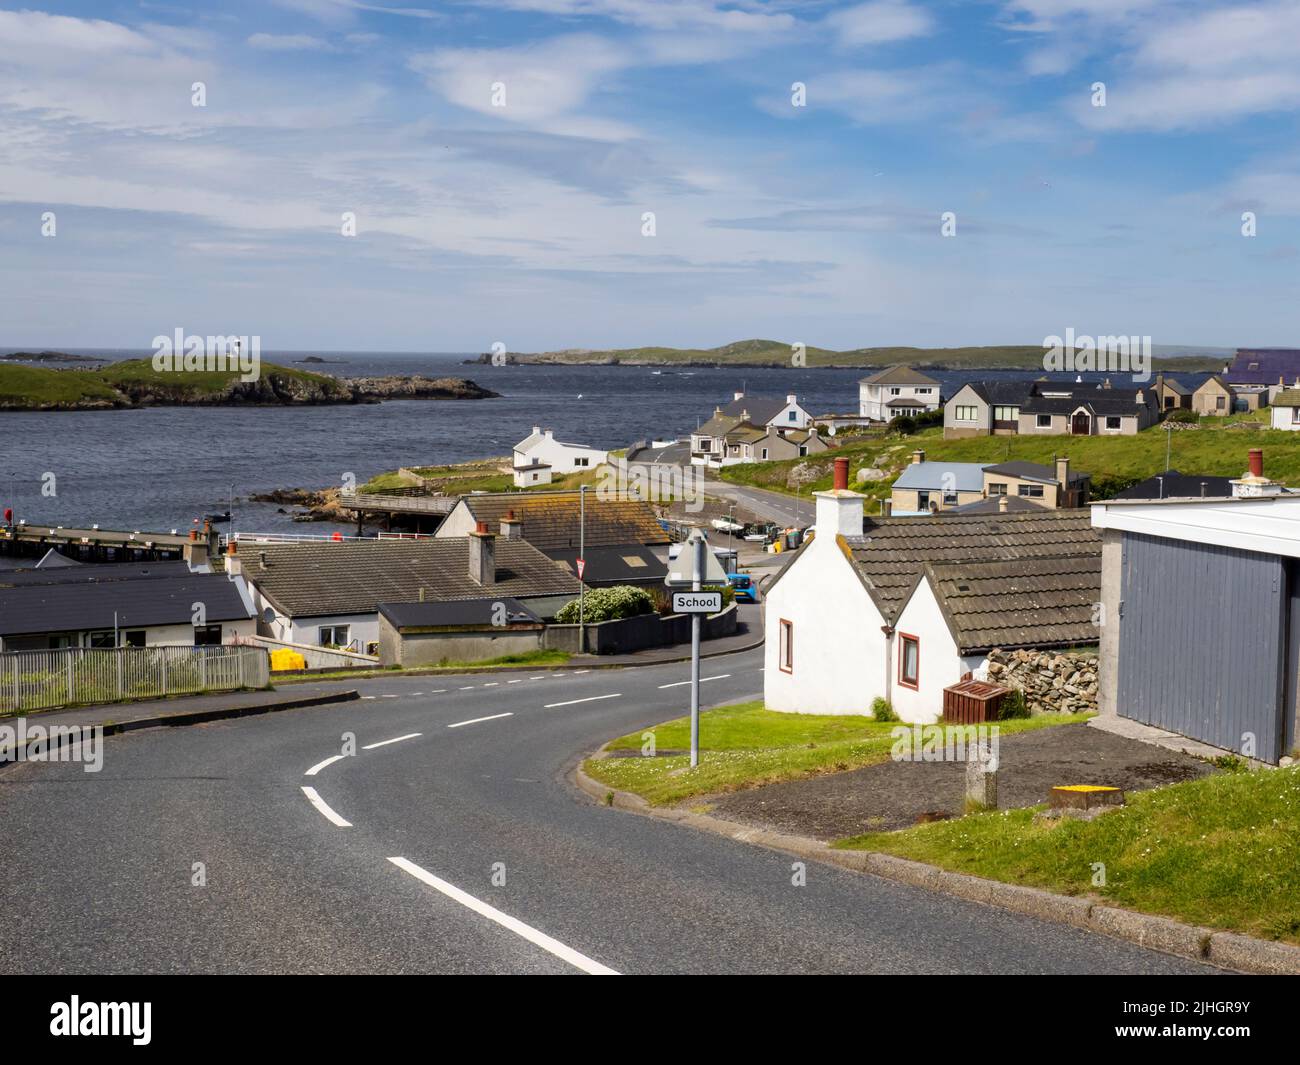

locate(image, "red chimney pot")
(833, 456), (849, 492)
(475, 520), (489, 534)
(1249, 448), (1264, 478)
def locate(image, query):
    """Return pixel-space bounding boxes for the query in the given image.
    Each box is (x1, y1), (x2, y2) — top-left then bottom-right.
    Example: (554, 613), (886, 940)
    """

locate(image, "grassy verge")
(835, 766), (1300, 943)
(583, 701), (1090, 806)
(273, 648), (570, 682)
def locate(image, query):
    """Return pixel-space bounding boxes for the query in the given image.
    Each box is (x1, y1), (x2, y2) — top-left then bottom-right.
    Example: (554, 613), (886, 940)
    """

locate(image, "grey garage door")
(1117, 532), (1287, 763)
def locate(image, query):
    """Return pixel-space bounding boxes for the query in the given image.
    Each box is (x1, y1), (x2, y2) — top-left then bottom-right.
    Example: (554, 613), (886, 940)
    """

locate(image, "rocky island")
(0, 359), (499, 411)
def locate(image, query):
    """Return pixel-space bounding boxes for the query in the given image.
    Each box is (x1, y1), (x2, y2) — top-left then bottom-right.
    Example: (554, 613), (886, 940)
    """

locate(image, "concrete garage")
(378, 598), (544, 667)
(1093, 488), (1300, 764)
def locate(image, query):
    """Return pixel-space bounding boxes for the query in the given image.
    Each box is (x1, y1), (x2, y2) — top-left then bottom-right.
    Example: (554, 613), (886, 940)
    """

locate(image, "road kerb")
(570, 756), (1300, 975)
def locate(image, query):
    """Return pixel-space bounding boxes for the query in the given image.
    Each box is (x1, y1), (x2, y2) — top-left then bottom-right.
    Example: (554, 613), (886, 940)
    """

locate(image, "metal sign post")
(665, 527), (724, 769)
(689, 529), (703, 768)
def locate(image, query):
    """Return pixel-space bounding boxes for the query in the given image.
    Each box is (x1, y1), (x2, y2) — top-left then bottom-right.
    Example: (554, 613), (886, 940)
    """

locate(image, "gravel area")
(706, 722), (1215, 842)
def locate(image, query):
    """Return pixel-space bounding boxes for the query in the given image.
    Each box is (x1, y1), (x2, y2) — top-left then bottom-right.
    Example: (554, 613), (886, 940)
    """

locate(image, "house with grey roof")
(377, 597), (545, 668)
(859, 366), (941, 422)
(888, 450), (988, 515)
(230, 532), (583, 655)
(1271, 389), (1300, 431)
(690, 392), (823, 467)
(982, 457), (1090, 508)
(763, 457), (1100, 722)
(0, 562), (255, 652)
(945, 378), (1156, 437)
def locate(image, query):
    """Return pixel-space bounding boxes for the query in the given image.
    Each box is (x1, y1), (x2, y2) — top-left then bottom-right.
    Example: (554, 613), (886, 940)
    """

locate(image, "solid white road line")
(386, 857), (619, 975)
(301, 786), (351, 827)
(447, 712), (514, 729)
(656, 674), (731, 689)
(544, 694), (621, 709)
(304, 754), (346, 777)
(362, 732), (422, 750)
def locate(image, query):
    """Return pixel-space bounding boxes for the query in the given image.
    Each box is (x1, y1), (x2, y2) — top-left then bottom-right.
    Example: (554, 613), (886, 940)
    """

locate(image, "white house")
(764, 458), (1101, 722)
(859, 367), (942, 422)
(716, 392), (813, 432)
(513, 427), (608, 475)
(1271, 390), (1300, 430)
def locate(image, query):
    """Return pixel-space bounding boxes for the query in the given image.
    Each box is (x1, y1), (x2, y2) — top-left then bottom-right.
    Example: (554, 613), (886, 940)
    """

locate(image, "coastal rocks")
(787, 460), (832, 489)
(985, 647), (1099, 715)
(855, 467), (887, 482)
(248, 487), (348, 523)
(342, 375), (499, 401)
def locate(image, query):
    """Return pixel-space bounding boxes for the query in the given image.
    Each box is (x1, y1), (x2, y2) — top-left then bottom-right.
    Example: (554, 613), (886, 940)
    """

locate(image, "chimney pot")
(1249, 448), (1264, 478)
(226, 540), (237, 556)
(833, 456), (849, 491)
(881, 500), (892, 517)
(998, 494), (1009, 512)
(911, 449), (925, 465)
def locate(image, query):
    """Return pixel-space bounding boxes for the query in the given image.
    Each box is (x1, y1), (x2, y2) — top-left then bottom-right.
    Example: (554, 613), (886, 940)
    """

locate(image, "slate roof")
(1113, 470), (1235, 500)
(245, 538), (583, 618)
(859, 366), (941, 387)
(545, 544), (666, 583)
(1223, 349), (1300, 385)
(1272, 389), (1300, 408)
(1020, 389), (1150, 416)
(378, 597), (540, 629)
(892, 461), (988, 493)
(945, 495), (1044, 514)
(453, 492), (669, 548)
(718, 395), (794, 425)
(0, 570), (253, 637)
(694, 412), (746, 439)
(0, 561), (194, 587)
(956, 380), (1035, 405)
(983, 460), (1089, 485)
(924, 554), (1102, 653)
(843, 510), (1100, 634)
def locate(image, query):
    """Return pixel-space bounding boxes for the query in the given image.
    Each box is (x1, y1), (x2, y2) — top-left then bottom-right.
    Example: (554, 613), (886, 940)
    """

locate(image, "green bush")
(554, 585), (656, 624)
(1165, 408), (1200, 424)
(870, 697), (898, 722)
(998, 688), (1030, 719)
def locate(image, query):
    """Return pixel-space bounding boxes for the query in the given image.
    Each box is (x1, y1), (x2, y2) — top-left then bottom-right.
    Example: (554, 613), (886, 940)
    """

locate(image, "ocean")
(0, 350), (1206, 534)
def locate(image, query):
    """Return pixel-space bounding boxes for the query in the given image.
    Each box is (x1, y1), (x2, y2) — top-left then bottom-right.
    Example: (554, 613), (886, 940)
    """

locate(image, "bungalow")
(1192, 374), (1268, 416)
(512, 427), (608, 475)
(888, 453), (987, 515)
(764, 457), (1101, 722)
(859, 367), (941, 422)
(1271, 390), (1300, 431)
(1151, 373), (1192, 412)
(513, 460), (552, 488)
(943, 380), (1036, 438)
(982, 458), (1090, 509)
(690, 410), (827, 467)
(1092, 463), (1300, 763)
(232, 532), (583, 655)
(946, 379), (1155, 437)
(0, 561), (256, 652)
(717, 391), (813, 432)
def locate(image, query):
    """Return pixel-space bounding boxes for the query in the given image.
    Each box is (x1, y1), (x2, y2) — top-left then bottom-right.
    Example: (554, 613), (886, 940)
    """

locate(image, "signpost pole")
(578, 485), (586, 653)
(690, 529), (703, 768)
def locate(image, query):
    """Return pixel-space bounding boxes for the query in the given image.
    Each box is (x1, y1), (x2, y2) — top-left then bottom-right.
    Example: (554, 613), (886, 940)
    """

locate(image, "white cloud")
(827, 1), (934, 47)
(460, 0), (795, 33)
(247, 33), (337, 51)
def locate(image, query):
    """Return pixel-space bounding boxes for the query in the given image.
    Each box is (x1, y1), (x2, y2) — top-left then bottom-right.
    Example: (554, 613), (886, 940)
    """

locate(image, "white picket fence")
(0, 645), (270, 714)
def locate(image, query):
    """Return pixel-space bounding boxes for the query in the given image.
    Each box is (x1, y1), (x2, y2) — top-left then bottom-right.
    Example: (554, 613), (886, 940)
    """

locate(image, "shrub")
(998, 688), (1030, 719)
(554, 585), (656, 624)
(870, 697), (898, 722)
(1165, 408), (1200, 424)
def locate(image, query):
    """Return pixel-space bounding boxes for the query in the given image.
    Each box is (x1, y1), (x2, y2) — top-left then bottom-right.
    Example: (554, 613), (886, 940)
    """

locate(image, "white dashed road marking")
(362, 733), (422, 750)
(301, 786), (351, 828)
(544, 694), (621, 709)
(387, 857), (619, 976)
(657, 675), (730, 689)
(304, 754), (345, 777)
(447, 712), (514, 729)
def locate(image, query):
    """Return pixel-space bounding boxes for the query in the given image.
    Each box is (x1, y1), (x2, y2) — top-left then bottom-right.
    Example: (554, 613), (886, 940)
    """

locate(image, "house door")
(1070, 412), (1090, 435)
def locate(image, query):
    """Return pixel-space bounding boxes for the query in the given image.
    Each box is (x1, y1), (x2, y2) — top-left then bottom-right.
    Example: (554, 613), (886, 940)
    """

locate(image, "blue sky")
(1, 0), (1298, 351)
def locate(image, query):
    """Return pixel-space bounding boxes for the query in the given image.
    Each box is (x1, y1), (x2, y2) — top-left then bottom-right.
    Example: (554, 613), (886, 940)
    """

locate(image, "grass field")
(720, 420), (1300, 504)
(583, 700), (1089, 807)
(361, 461), (611, 495)
(835, 765), (1300, 944)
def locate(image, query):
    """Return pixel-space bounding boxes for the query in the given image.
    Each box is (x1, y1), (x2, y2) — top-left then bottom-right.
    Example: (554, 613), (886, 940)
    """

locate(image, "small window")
(193, 624), (222, 647)
(87, 631), (116, 649)
(1036, 414), (1052, 428)
(994, 405), (1018, 422)
(899, 634), (920, 689)
(319, 625), (350, 648)
(943, 491), (958, 506)
(987, 482), (1007, 495)
(779, 619), (794, 673)
(917, 490), (931, 509)
(123, 630), (146, 648)
(621, 556), (647, 568)
(890, 387), (901, 396)
(1018, 483), (1044, 498)
(760, 448), (769, 460)
(788, 410), (797, 421)
(1105, 416), (1121, 430)
(1216, 396), (1226, 410)
(574, 457), (589, 467)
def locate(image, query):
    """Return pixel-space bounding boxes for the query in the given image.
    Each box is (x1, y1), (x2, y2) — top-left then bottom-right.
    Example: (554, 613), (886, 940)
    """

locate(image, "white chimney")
(532, 425), (541, 435)
(786, 393), (797, 404)
(814, 457), (863, 540)
(734, 391), (745, 402)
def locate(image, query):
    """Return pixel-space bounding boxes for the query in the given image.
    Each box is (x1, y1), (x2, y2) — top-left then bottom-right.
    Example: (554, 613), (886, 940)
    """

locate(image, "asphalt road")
(705, 480), (815, 527)
(0, 648), (1216, 974)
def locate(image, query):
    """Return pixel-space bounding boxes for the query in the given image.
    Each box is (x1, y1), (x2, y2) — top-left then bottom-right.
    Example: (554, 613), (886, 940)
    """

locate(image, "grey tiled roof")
(379, 597), (540, 628)
(859, 365), (941, 386)
(456, 492), (669, 548)
(844, 509), (1100, 627)
(244, 538), (583, 618)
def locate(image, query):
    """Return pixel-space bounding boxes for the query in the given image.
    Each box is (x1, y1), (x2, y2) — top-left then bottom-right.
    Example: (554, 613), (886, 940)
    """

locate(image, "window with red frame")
(899, 633), (919, 688)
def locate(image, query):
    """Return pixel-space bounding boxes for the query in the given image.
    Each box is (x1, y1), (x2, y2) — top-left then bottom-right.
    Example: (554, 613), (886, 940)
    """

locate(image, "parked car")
(727, 572), (758, 603)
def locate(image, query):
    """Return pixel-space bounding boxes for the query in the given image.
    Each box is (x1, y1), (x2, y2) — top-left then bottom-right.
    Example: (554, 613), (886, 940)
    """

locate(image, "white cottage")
(858, 367), (941, 422)
(513, 427), (608, 474)
(764, 458), (1101, 722)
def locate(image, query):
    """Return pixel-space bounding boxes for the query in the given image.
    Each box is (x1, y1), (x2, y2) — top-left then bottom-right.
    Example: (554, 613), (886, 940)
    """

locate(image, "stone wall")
(985, 647), (1099, 715)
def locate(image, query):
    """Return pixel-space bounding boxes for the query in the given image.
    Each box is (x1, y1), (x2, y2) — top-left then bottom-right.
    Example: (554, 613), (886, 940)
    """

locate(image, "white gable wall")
(763, 540), (886, 716)
(515, 431), (608, 474)
(890, 577), (965, 724)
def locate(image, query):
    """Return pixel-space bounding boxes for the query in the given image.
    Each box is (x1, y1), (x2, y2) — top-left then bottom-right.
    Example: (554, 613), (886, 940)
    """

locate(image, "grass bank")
(583, 701), (1090, 807)
(835, 766), (1300, 943)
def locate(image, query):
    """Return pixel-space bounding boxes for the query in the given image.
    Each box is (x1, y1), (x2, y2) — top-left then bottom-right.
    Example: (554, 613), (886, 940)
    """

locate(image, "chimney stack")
(833, 456), (849, 491)
(734, 391), (745, 402)
(500, 509), (523, 540)
(911, 449), (925, 465)
(468, 520), (496, 585)
(1232, 449), (1282, 498)
(532, 425), (541, 436)
(1249, 448), (1264, 478)
(814, 459), (863, 539)
(881, 499), (893, 517)
(224, 539), (241, 576)
(998, 494), (1009, 513)
(786, 393), (797, 405)
(1055, 455), (1070, 488)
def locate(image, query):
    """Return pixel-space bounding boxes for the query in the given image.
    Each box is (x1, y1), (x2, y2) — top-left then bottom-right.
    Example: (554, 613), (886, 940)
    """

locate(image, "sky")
(1, 0), (1298, 352)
